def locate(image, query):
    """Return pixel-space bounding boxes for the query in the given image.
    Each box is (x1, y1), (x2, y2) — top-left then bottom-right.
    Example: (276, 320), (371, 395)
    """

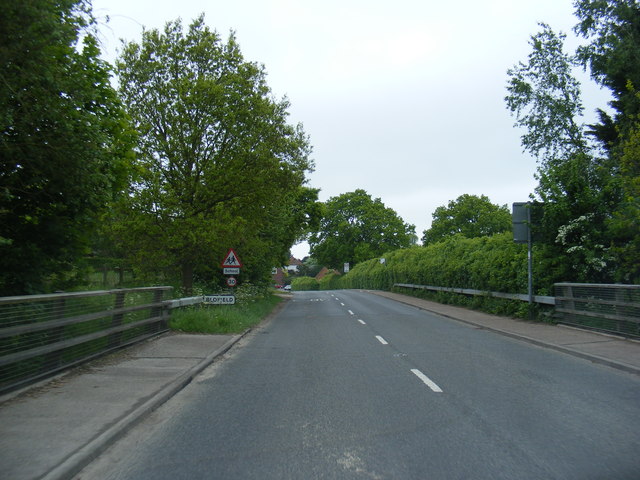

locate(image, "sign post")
(204, 249), (243, 306)
(512, 203), (533, 318)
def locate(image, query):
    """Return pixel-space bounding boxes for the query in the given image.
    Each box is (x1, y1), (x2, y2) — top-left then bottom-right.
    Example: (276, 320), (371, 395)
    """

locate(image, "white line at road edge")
(411, 369), (443, 393)
(375, 336), (388, 345)
(358, 319), (366, 325)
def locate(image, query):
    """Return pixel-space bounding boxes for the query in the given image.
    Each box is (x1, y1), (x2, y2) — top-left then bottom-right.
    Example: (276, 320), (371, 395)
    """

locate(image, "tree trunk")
(182, 263), (194, 296)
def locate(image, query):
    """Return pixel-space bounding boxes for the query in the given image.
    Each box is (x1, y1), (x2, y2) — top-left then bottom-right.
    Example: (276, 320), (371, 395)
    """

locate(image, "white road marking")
(375, 336), (388, 345)
(358, 319), (366, 325)
(411, 369), (443, 393)
(348, 310), (354, 315)
(340, 302), (345, 306)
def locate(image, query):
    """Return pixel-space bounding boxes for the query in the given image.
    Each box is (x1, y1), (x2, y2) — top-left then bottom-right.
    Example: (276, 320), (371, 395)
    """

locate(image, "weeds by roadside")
(169, 293), (283, 334)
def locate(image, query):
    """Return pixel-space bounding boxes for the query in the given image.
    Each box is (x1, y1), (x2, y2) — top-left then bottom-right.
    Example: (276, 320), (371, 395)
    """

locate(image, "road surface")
(75, 290), (640, 479)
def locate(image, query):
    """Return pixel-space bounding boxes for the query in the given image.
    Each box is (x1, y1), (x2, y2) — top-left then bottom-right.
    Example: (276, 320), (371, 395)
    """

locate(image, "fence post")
(109, 290), (127, 348)
(555, 284), (575, 324)
(42, 296), (66, 372)
(150, 288), (166, 332)
(614, 286), (625, 334)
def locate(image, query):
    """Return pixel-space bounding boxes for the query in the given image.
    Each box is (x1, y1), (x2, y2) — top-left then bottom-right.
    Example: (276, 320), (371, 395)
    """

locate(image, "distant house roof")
(288, 256), (303, 266)
(315, 266), (341, 280)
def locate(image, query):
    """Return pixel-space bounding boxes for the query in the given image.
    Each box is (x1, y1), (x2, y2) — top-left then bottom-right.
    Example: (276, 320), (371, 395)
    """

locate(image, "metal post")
(512, 201), (534, 315)
(151, 288), (165, 332)
(109, 290), (126, 348)
(43, 296), (66, 371)
(527, 205), (533, 319)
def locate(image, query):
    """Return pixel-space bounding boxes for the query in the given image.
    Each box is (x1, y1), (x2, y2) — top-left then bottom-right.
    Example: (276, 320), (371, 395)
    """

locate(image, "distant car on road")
(283, 285), (291, 291)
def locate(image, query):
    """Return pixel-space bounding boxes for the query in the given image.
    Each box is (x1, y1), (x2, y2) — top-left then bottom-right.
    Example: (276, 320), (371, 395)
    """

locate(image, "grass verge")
(169, 294), (284, 334)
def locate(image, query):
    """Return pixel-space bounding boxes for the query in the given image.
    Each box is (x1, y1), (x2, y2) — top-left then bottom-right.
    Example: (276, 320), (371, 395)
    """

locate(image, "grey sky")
(91, 0), (612, 258)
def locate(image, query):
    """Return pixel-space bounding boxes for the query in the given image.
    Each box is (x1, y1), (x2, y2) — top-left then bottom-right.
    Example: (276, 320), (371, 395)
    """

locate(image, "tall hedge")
(291, 276), (319, 291)
(318, 272), (342, 290)
(339, 233), (531, 294)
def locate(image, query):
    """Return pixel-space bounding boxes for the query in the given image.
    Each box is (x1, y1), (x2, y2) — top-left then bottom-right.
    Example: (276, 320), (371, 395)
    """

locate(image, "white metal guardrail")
(167, 296), (204, 309)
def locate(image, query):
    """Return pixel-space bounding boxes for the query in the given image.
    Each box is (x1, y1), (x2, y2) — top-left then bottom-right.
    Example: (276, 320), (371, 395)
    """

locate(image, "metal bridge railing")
(395, 282), (640, 339)
(0, 286), (172, 394)
(394, 283), (556, 305)
(554, 283), (640, 339)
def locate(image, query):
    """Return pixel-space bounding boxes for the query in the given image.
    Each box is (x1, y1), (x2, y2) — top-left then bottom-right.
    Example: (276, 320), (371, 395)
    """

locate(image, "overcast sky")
(91, 0), (612, 258)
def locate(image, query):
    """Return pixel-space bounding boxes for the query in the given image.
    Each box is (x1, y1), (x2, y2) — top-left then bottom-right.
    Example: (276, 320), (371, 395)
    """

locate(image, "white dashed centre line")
(358, 319), (366, 325)
(348, 310), (354, 315)
(411, 369), (443, 393)
(375, 336), (388, 345)
(340, 302), (345, 306)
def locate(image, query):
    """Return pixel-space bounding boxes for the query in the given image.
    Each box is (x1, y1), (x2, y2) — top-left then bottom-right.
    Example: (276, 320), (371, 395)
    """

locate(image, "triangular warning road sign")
(221, 248), (243, 268)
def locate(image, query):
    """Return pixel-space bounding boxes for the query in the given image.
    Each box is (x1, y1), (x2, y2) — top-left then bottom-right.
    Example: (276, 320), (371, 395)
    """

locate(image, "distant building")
(315, 266), (341, 281)
(285, 256), (303, 274)
(272, 256), (304, 286)
(272, 267), (286, 286)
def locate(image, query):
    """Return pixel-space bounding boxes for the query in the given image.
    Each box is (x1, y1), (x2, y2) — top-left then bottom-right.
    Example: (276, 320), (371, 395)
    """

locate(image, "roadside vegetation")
(291, 276), (319, 291)
(169, 286), (283, 334)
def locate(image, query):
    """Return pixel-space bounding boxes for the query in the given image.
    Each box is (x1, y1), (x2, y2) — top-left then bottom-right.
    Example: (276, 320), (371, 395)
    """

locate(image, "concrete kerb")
(40, 331), (249, 480)
(368, 290), (640, 377)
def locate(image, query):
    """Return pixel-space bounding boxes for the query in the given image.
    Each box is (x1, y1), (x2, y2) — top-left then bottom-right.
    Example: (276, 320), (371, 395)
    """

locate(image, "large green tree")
(506, 24), (591, 166)
(574, 0), (640, 282)
(611, 114), (640, 281)
(0, 0), (133, 294)
(421, 194), (511, 245)
(574, 0), (640, 147)
(309, 189), (416, 270)
(112, 15), (315, 292)
(505, 22), (617, 283)
(506, 3), (640, 284)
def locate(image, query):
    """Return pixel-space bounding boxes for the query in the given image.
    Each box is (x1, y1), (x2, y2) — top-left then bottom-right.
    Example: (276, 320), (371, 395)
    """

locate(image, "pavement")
(0, 332), (244, 480)
(1, 290), (639, 480)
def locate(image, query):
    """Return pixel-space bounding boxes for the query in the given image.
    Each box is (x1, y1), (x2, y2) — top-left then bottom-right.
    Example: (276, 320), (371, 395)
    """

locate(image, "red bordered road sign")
(226, 277), (237, 287)
(221, 249), (243, 268)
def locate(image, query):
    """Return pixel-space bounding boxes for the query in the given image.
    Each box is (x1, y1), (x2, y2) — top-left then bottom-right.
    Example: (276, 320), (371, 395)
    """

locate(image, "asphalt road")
(75, 290), (640, 480)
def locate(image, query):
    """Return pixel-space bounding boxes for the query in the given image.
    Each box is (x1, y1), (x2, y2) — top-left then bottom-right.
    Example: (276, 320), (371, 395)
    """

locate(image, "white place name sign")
(203, 295), (236, 305)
